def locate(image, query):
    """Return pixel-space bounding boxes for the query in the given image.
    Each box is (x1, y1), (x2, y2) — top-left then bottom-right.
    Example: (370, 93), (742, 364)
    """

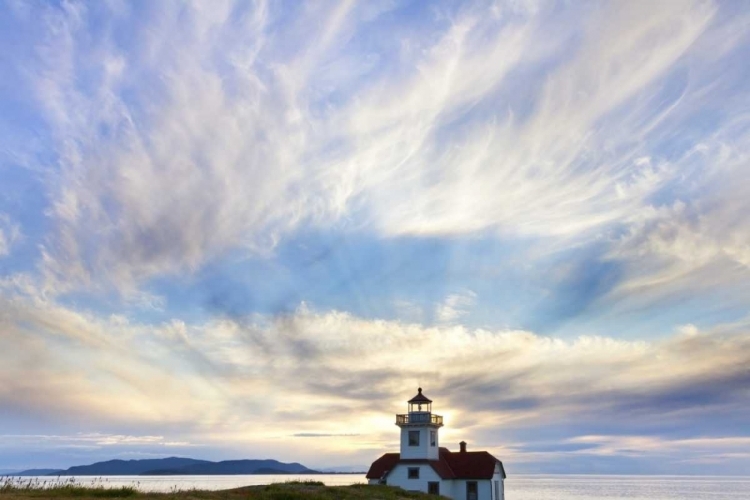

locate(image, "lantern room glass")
(408, 401), (432, 413)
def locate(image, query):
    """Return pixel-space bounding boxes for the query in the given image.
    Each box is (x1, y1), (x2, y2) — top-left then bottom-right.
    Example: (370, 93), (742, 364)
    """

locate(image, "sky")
(0, 0), (749, 476)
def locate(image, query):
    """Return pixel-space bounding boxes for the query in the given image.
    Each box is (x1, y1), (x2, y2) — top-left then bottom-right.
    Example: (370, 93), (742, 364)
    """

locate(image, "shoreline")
(0, 480), (420, 500)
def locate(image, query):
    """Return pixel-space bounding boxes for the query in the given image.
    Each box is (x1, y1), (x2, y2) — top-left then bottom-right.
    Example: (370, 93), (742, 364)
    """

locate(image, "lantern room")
(396, 388), (443, 427)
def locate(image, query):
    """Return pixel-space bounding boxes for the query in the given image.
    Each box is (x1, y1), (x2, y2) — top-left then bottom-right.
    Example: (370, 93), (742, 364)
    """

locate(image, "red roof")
(366, 447), (506, 480)
(441, 448), (505, 479)
(366, 453), (400, 480)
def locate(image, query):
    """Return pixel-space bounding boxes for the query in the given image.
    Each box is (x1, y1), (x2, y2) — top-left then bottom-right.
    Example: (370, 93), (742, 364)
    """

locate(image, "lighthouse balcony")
(396, 412), (443, 426)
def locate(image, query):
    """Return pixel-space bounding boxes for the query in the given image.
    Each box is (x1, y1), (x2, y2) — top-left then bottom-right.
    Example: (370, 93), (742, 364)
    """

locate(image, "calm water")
(507, 475), (750, 499)
(5, 474), (749, 499)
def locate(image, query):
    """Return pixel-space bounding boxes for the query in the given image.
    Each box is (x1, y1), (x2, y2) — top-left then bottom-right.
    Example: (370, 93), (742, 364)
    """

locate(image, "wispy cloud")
(0, 214), (20, 257)
(292, 433), (361, 438)
(435, 290), (477, 323)
(0, 433), (191, 448)
(2, 290), (749, 469)
(11, 0), (743, 305)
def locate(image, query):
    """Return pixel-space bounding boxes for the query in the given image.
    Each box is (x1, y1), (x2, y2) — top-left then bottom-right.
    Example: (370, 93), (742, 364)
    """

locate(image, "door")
(466, 481), (478, 500)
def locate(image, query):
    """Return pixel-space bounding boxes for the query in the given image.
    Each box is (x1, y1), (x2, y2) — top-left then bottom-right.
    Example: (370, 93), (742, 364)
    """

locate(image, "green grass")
(1, 478), (138, 498)
(0, 479), (431, 500)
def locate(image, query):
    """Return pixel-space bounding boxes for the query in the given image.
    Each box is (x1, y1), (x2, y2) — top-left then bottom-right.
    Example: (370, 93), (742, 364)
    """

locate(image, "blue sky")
(1, 0), (750, 475)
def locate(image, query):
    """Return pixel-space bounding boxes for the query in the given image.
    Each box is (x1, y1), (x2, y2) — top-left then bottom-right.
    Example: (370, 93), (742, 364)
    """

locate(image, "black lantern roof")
(408, 387), (432, 404)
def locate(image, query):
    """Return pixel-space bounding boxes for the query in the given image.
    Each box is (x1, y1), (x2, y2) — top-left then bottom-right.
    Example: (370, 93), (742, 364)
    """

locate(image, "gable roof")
(366, 448), (506, 480)
(366, 453), (400, 480)
(440, 448), (506, 479)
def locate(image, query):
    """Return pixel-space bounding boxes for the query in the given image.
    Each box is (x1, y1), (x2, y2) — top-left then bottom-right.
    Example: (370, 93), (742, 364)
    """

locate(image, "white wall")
(399, 425), (440, 460)
(492, 462), (505, 500)
(386, 463), (446, 493)
(383, 463), (501, 500)
(479, 480), (492, 500)
(490, 476), (504, 500)
(449, 479), (493, 500)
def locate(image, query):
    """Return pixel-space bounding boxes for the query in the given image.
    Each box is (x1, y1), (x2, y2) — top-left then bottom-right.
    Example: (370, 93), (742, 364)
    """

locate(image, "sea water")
(4, 474), (749, 499)
(506, 475), (750, 499)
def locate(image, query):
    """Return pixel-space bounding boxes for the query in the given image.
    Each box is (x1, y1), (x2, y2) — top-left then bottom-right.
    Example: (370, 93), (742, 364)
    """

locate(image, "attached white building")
(367, 388), (506, 500)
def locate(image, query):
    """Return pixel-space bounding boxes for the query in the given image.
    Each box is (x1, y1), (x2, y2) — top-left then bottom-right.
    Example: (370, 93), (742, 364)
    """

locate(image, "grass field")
(0, 479), (430, 500)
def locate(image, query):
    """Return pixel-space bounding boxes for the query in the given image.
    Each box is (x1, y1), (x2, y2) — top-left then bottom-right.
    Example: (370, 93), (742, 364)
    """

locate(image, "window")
(430, 430), (436, 447)
(409, 430), (420, 446)
(408, 467), (420, 479)
(494, 480), (500, 500)
(466, 481), (478, 500)
(428, 482), (440, 495)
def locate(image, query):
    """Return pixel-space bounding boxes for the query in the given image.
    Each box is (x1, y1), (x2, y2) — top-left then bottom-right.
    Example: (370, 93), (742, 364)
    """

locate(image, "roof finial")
(418, 387), (422, 393)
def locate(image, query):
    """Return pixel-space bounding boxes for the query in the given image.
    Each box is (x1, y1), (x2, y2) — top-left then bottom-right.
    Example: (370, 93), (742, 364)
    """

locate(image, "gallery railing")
(396, 413), (443, 425)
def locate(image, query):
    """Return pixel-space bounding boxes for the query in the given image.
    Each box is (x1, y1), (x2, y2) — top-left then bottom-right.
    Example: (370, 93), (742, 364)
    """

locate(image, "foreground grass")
(0, 480), (431, 500)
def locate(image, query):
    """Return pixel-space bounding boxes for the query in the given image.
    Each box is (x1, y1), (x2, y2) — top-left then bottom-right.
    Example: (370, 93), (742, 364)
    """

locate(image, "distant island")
(11, 457), (320, 476)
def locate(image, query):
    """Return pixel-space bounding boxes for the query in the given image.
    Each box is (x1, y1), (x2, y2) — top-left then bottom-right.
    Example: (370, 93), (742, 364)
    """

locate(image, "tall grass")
(1, 477), (137, 497)
(0, 477), (430, 500)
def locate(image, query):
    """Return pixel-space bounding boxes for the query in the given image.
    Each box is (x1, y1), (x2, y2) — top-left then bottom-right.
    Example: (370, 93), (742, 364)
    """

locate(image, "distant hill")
(54, 458), (211, 476)
(13, 469), (64, 476)
(142, 459), (318, 475)
(45, 457), (318, 476)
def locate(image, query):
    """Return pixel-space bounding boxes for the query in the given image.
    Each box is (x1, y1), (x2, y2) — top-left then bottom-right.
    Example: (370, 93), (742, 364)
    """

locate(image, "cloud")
(568, 434), (750, 457)
(29, 1), (349, 293)
(435, 290), (477, 323)
(601, 127), (750, 313)
(292, 433), (361, 438)
(0, 433), (187, 448)
(1, 287), (749, 470)
(12, 0), (742, 307)
(0, 214), (20, 257)
(344, 1), (716, 240)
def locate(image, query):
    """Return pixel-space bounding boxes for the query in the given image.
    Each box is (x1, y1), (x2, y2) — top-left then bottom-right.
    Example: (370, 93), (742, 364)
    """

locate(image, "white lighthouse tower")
(396, 387), (444, 460)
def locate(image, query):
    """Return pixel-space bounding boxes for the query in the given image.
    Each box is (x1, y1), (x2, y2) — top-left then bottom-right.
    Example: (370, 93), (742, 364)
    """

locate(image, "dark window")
(408, 467), (419, 479)
(494, 480), (499, 500)
(430, 430), (436, 447)
(409, 430), (420, 446)
(466, 481), (478, 500)
(428, 482), (440, 495)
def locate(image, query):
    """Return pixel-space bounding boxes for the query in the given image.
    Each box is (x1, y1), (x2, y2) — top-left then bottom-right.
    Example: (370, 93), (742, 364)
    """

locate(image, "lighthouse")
(367, 388), (506, 500)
